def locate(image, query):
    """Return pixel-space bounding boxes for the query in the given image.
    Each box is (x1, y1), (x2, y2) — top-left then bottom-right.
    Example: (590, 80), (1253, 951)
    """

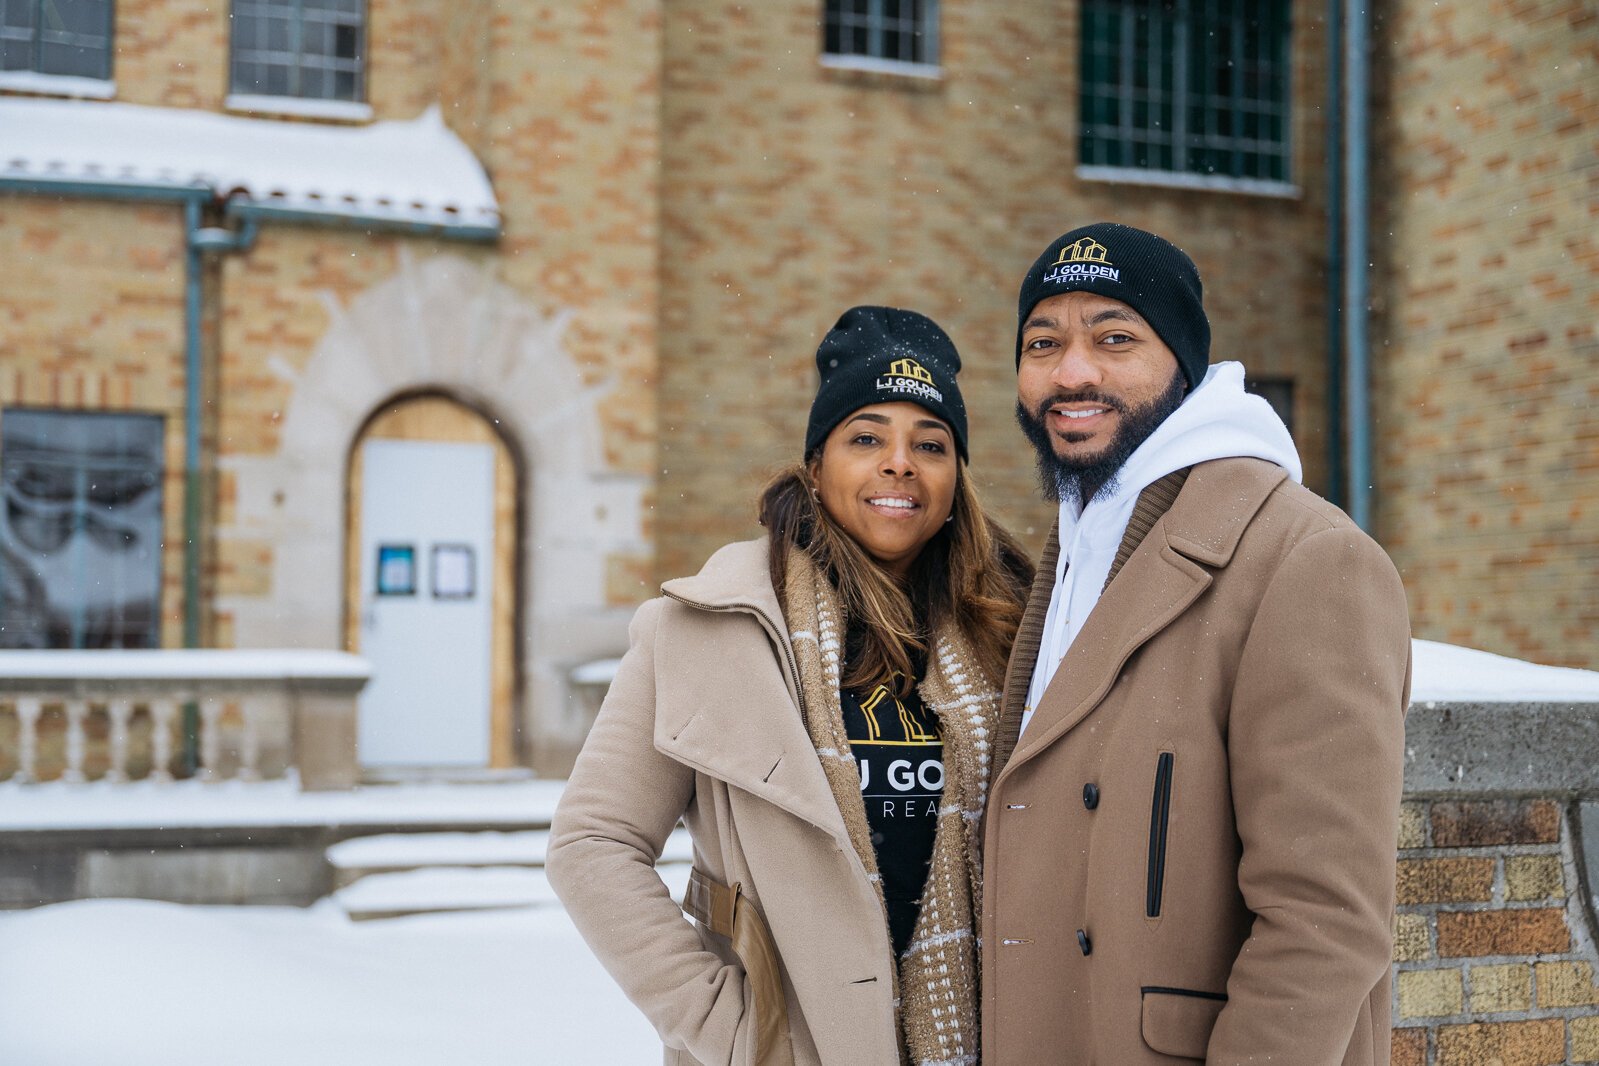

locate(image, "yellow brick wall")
(656, 0), (1334, 582)
(1391, 797), (1599, 1065)
(113, 0), (230, 109)
(1372, 1), (1599, 669)
(483, 0), (662, 480)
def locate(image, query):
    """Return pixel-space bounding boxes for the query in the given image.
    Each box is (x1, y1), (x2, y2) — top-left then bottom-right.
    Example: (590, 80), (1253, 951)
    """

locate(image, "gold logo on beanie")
(1043, 237), (1121, 285)
(877, 357), (943, 403)
(1054, 237), (1113, 266)
(888, 358), (935, 385)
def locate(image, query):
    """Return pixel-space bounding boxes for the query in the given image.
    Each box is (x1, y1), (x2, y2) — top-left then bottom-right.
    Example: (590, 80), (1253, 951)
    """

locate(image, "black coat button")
(1077, 929), (1092, 956)
(1082, 783), (1100, 809)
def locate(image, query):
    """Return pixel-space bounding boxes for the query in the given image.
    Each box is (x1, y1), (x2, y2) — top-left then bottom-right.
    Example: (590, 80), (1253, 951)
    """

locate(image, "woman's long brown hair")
(758, 460), (1034, 695)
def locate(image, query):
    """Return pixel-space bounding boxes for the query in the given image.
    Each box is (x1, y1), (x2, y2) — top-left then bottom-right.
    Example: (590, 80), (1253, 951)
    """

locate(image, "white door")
(357, 439), (495, 766)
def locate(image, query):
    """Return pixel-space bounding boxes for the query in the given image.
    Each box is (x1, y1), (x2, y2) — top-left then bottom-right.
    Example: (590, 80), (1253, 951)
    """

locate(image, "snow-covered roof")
(1410, 638), (1599, 704)
(0, 97), (498, 232)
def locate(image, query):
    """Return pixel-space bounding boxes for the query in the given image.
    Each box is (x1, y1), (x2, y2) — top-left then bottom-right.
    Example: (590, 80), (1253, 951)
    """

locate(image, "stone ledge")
(1404, 701), (1599, 794)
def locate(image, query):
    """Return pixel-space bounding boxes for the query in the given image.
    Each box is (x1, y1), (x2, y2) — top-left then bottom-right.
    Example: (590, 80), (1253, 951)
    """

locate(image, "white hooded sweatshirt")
(1019, 361), (1303, 737)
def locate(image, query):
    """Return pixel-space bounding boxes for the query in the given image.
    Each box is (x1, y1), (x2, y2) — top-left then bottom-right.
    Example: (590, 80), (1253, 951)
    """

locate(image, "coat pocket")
(1146, 751), (1175, 918)
(682, 867), (793, 1066)
(1139, 986), (1227, 1060)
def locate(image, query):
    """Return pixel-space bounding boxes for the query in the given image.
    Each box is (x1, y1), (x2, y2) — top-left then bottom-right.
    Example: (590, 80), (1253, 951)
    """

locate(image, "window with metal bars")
(0, 0), (113, 81)
(822, 0), (939, 70)
(1079, 0), (1291, 186)
(230, 0), (364, 103)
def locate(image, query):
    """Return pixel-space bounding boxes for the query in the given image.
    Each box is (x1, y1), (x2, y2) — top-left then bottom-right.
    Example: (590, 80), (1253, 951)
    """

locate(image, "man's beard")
(1015, 370), (1187, 505)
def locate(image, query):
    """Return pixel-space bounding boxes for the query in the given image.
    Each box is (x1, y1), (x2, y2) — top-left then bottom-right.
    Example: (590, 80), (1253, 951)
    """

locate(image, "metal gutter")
(225, 201), (499, 242)
(1324, 0), (1345, 510)
(1342, 0), (1373, 531)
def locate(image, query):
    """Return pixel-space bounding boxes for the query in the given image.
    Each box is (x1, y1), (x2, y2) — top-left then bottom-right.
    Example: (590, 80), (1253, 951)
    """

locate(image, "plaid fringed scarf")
(783, 549), (997, 1066)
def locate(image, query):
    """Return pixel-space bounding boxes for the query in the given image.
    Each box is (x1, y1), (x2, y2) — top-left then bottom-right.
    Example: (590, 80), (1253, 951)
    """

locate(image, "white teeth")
(868, 497), (916, 509)
(1058, 408), (1107, 420)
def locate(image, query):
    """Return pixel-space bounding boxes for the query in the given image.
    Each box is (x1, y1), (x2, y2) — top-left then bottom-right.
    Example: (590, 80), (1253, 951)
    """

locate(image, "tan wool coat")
(548, 539), (969, 1066)
(982, 457), (1411, 1066)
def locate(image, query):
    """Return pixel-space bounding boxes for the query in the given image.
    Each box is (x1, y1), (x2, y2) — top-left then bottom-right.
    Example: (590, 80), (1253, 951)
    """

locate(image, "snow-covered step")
(334, 861), (693, 921)
(335, 866), (557, 921)
(327, 828), (694, 887)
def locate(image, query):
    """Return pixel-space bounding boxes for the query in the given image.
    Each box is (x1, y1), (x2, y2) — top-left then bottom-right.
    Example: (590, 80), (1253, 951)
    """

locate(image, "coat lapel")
(652, 540), (853, 846)
(1000, 458), (1287, 779)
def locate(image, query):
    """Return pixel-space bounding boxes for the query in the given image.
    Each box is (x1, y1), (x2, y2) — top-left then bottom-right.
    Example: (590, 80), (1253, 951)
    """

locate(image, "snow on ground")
(0, 899), (662, 1066)
(0, 638), (1592, 1063)
(326, 827), (695, 869)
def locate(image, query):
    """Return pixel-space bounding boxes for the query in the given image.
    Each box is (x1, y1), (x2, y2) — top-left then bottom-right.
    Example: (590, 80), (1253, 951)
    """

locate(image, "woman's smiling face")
(811, 402), (958, 579)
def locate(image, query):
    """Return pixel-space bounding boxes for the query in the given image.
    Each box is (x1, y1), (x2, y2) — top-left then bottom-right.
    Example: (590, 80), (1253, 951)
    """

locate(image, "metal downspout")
(179, 205), (259, 769)
(1325, 0), (1345, 510)
(1343, 0), (1373, 531)
(182, 197), (205, 653)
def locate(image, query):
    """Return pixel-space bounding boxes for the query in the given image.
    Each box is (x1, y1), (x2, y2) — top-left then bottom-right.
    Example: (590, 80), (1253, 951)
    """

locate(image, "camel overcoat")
(546, 540), (904, 1066)
(982, 457), (1411, 1065)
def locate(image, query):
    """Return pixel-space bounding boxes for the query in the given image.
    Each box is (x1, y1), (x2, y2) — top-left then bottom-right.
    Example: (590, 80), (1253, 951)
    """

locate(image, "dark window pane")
(232, 58), (260, 91)
(332, 66), (355, 100)
(2, 1), (38, 30)
(307, 19), (332, 57)
(266, 15), (289, 52)
(333, 21), (357, 60)
(39, 38), (96, 77)
(2, 39), (30, 69)
(298, 64), (326, 98)
(46, 0), (109, 37)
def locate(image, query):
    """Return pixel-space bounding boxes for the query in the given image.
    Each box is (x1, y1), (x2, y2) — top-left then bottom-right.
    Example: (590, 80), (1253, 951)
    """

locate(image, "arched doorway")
(343, 394), (519, 771)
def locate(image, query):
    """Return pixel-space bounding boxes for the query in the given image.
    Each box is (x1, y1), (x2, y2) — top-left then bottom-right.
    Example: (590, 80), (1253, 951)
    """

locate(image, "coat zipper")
(1146, 751), (1174, 918)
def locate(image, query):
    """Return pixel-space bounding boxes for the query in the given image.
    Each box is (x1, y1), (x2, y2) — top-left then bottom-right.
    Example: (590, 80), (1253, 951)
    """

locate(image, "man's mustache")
(1027, 389), (1130, 420)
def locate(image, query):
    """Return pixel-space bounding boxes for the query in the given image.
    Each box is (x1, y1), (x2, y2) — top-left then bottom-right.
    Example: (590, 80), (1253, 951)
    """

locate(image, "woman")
(548, 306), (1032, 1065)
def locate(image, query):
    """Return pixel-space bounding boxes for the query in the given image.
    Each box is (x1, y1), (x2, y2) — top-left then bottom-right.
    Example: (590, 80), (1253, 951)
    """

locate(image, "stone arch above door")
(220, 250), (649, 770)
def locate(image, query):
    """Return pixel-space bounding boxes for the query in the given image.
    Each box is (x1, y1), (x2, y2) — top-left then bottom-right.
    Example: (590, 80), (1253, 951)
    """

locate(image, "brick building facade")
(2, 1), (1595, 779)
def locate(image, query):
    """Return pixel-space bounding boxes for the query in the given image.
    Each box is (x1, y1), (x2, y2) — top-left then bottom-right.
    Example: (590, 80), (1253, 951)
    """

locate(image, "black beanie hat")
(1015, 222), (1210, 390)
(805, 306), (969, 462)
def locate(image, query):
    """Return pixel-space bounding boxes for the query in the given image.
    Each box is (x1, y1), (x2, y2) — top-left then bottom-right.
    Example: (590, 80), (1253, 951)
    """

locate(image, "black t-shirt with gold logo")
(841, 674), (943, 958)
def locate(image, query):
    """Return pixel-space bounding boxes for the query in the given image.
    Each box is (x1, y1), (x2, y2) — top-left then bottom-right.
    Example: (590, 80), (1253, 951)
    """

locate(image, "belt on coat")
(682, 867), (795, 1066)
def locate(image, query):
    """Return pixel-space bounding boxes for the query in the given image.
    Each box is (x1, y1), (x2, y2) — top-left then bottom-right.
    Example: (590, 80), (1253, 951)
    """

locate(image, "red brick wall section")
(1392, 797), (1599, 1064)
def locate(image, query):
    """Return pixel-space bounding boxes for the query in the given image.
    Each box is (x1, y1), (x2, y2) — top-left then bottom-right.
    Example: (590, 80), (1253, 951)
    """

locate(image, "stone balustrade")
(0, 650), (369, 791)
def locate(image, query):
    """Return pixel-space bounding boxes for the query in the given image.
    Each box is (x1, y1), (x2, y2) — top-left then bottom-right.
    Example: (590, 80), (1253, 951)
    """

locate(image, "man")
(982, 222), (1410, 1065)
